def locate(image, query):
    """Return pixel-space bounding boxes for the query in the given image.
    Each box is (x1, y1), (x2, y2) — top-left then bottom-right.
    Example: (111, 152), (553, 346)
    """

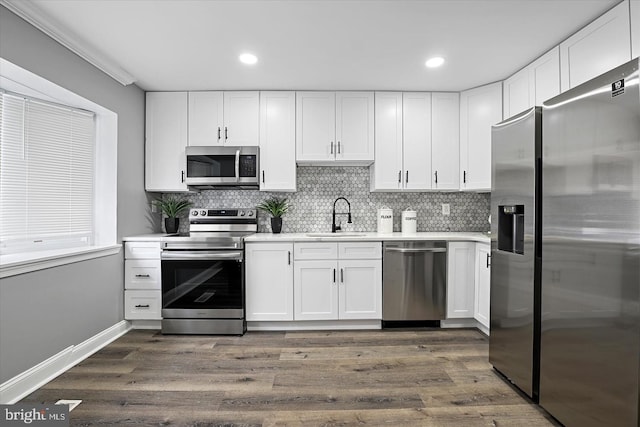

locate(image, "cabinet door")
(296, 92), (336, 162)
(460, 82), (503, 191)
(125, 260), (161, 290)
(402, 92), (432, 190)
(632, 0), (640, 59)
(431, 92), (460, 190)
(188, 91), (223, 146)
(371, 92), (403, 191)
(335, 92), (374, 163)
(560, 1), (631, 91)
(530, 46), (560, 106)
(446, 242), (476, 318)
(259, 91), (296, 192)
(245, 243), (294, 321)
(294, 260), (339, 320)
(474, 243), (491, 329)
(145, 92), (188, 192)
(124, 290), (161, 320)
(338, 259), (382, 319)
(223, 91), (259, 146)
(503, 68), (531, 119)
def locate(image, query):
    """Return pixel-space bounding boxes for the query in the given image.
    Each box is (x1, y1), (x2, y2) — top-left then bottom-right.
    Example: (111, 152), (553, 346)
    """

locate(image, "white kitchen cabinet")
(632, 0), (640, 59)
(145, 92), (188, 192)
(371, 92), (403, 190)
(431, 92), (460, 190)
(245, 242), (294, 321)
(294, 242), (382, 321)
(372, 92), (459, 192)
(187, 91), (259, 146)
(474, 242), (491, 329)
(560, 0), (631, 92)
(446, 241), (476, 318)
(459, 82), (503, 191)
(296, 91), (374, 165)
(124, 241), (162, 321)
(259, 91), (296, 192)
(503, 47), (560, 119)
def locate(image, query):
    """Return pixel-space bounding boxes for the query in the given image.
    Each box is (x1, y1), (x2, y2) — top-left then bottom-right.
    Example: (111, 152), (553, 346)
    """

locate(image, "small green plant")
(153, 196), (192, 218)
(257, 196), (290, 218)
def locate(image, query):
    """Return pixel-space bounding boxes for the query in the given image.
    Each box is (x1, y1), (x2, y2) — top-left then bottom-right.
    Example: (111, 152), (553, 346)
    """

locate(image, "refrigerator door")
(540, 58), (640, 427)
(489, 107), (541, 400)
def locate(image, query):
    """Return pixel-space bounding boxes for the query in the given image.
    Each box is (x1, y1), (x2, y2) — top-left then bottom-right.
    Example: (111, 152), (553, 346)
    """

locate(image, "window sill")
(0, 245), (122, 279)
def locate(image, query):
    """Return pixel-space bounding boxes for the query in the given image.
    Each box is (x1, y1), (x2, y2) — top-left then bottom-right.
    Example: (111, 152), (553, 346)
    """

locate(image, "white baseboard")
(130, 320), (161, 330)
(441, 318), (490, 336)
(248, 319), (381, 331)
(0, 320), (131, 404)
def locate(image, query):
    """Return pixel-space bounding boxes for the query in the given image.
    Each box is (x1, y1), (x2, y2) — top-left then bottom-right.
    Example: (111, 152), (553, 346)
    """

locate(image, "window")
(0, 91), (96, 254)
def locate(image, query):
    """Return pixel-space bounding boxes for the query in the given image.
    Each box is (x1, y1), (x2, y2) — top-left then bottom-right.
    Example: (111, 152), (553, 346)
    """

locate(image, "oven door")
(161, 250), (244, 319)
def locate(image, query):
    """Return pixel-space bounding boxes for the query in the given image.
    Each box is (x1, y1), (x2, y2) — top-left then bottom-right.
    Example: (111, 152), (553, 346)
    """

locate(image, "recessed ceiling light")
(425, 57), (445, 68)
(239, 53), (258, 65)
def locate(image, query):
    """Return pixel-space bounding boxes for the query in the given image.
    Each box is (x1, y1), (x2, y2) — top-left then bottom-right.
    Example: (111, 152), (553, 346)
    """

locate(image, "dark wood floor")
(23, 328), (559, 426)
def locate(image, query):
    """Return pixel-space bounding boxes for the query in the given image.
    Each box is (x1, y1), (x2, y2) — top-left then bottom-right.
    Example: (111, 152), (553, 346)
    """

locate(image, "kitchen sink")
(305, 232), (365, 238)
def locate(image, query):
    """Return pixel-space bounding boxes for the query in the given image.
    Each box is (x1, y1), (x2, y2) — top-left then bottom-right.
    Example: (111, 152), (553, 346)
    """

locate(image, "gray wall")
(0, 6), (148, 383)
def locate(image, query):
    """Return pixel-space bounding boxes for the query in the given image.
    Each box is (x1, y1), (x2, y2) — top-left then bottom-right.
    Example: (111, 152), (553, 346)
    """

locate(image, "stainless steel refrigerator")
(490, 57), (640, 426)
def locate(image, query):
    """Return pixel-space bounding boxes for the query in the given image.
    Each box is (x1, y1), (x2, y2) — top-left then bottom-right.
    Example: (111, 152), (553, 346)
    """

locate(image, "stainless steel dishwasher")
(382, 241), (447, 325)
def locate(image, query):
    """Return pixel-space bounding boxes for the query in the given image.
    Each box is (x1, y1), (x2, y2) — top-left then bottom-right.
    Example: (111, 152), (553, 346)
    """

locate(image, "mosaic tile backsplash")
(163, 167), (490, 234)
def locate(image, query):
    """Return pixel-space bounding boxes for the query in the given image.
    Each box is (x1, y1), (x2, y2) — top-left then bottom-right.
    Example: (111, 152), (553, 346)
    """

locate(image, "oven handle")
(161, 250), (243, 260)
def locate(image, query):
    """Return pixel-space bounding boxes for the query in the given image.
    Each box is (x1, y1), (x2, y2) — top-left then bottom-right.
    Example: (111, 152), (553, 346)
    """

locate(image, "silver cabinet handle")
(134, 304), (150, 308)
(398, 170), (402, 184)
(337, 141), (341, 154)
(463, 170), (467, 183)
(406, 170), (408, 183)
(434, 170), (438, 184)
(288, 251), (291, 265)
(181, 170), (185, 183)
(333, 268), (336, 283)
(217, 127), (221, 141)
(340, 268), (344, 283)
(262, 170), (265, 183)
(330, 141), (334, 154)
(385, 247), (447, 253)
(235, 149), (240, 182)
(135, 274), (151, 278)
(225, 126), (228, 140)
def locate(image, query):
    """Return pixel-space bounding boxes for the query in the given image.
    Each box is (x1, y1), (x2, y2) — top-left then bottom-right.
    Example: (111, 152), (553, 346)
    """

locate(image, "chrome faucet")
(332, 197), (352, 232)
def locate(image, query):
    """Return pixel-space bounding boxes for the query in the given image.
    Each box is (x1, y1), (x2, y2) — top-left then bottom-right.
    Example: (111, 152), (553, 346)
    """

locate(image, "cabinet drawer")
(124, 242), (161, 259)
(294, 242), (338, 260)
(125, 290), (161, 320)
(338, 242), (382, 259)
(125, 260), (161, 290)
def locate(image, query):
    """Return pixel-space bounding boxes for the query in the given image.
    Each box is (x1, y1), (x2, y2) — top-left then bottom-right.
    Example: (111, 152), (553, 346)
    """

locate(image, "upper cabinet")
(559, 0), (631, 92)
(188, 91), (259, 146)
(145, 92), (189, 192)
(460, 82), (503, 191)
(259, 91), (296, 192)
(371, 92), (459, 191)
(632, 0), (640, 59)
(296, 91), (374, 165)
(503, 47), (560, 119)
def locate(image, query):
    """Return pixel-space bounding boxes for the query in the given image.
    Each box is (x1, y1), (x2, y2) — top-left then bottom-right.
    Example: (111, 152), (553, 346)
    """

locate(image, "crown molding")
(1, 0), (137, 86)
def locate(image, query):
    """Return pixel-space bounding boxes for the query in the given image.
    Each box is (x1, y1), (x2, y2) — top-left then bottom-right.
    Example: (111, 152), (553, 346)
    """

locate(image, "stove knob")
(200, 210), (207, 216)
(247, 210), (254, 216)
(191, 210), (198, 216)
(239, 210), (246, 216)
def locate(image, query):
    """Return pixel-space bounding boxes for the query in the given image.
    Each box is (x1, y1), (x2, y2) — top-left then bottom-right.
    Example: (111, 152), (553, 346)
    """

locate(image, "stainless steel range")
(160, 208), (257, 335)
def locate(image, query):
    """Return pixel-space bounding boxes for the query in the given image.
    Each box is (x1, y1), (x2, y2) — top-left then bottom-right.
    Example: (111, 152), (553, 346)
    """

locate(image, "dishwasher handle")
(384, 247), (447, 253)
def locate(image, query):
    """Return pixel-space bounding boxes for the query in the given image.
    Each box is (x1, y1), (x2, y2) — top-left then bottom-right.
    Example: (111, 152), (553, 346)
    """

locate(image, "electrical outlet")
(442, 203), (450, 216)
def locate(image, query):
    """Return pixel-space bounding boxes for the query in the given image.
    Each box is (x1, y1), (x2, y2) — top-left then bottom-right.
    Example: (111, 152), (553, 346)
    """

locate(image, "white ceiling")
(14, 0), (621, 91)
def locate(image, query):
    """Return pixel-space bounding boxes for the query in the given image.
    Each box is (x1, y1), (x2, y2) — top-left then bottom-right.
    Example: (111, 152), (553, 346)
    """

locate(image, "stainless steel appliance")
(539, 58), (640, 427)
(161, 208), (257, 335)
(490, 57), (640, 427)
(185, 146), (259, 188)
(382, 241), (446, 325)
(489, 107), (542, 401)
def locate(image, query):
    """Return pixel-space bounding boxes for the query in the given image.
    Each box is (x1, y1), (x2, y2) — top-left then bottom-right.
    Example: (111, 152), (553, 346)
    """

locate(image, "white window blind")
(0, 91), (96, 254)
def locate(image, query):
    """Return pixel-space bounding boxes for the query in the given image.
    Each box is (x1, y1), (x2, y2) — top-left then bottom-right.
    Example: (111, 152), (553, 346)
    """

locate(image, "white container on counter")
(377, 207), (393, 233)
(401, 208), (417, 234)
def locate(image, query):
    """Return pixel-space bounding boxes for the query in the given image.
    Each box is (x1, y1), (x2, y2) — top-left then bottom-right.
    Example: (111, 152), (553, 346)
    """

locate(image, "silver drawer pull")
(385, 247), (447, 253)
(135, 304), (150, 308)
(135, 274), (151, 278)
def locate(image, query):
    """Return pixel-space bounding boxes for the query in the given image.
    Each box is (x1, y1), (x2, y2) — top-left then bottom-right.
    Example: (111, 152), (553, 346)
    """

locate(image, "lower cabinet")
(446, 241), (491, 332)
(474, 243), (491, 329)
(124, 290), (162, 320)
(245, 242), (294, 321)
(124, 241), (162, 321)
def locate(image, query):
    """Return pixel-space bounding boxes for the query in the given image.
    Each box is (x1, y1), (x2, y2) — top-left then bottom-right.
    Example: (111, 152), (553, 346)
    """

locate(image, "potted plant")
(153, 196), (192, 234)
(257, 196), (290, 234)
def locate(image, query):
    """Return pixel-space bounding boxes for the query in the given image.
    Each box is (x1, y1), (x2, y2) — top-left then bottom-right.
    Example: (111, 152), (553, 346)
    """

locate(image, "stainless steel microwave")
(185, 146), (259, 189)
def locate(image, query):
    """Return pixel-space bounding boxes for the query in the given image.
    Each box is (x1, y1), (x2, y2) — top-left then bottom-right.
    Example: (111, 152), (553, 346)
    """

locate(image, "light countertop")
(123, 232), (490, 244)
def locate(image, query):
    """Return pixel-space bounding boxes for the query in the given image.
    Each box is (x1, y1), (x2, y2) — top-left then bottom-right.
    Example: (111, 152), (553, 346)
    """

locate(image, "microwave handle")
(235, 149), (240, 182)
